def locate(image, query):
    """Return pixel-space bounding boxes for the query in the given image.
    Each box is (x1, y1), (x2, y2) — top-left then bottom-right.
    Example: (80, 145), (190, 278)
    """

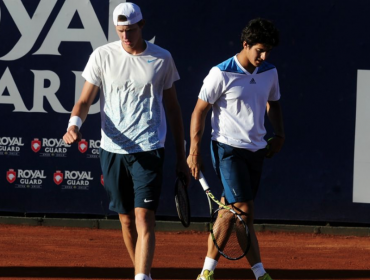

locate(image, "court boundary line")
(0, 216), (369, 237)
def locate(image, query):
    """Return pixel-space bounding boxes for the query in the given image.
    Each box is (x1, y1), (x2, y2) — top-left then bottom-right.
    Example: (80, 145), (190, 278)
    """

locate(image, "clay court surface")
(0, 224), (369, 280)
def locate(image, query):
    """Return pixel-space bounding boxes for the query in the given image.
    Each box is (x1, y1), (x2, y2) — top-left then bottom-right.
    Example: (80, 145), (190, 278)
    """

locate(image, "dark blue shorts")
(211, 141), (267, 203)
(99, 148), (165, 214)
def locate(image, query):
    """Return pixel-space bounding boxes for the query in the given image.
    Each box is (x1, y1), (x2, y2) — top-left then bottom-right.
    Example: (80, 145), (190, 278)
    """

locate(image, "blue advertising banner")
(1, 0), (370, 224)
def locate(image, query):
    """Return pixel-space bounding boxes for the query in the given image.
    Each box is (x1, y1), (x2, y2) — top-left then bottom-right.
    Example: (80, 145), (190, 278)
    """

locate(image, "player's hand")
(187, 153), (203, 180)
(266, 136), (285, 158)
(176, 158), (191, 188)
(63, 126), (82, 145)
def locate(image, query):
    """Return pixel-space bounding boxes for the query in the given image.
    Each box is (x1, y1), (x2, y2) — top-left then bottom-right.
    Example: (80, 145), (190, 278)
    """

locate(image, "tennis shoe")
(196, 270), (214, 280)
(258, 273), (273, 280)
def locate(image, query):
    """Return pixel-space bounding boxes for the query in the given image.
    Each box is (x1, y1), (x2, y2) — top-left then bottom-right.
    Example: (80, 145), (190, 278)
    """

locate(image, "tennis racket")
(174, 140), (191, 227)
(175, 174), (190, 227)
(198, 172), (250, 260)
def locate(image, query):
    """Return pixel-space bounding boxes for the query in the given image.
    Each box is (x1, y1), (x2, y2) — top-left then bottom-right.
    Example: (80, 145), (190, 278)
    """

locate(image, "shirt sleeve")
(82, 49), (102, 86)
(268, 68), (281, 101)
(163, 54), (180, 90)
(198, 67), (224, 104)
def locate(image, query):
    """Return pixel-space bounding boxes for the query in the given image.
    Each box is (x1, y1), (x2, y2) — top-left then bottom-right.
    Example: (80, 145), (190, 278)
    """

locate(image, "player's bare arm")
(266, 100), (285, 155)
(63, 81), (99, 145)
(187, 98), (212, 180)
(163, 84), (191, 185)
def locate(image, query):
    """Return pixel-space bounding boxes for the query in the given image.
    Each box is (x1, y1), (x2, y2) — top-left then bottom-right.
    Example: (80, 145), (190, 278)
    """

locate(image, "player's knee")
(234, 201), (254, 213)
(135, 208), (155, 230)
(119, 213), (135, 231)
(233, 201), (255, 224)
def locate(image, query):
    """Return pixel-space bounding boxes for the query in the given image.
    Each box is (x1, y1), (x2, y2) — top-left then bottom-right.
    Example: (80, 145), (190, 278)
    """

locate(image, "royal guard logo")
(78, 139), (88, 153)
(6, 169), (46, 188)
(6, 169), (16, 183)
(54, 171), (63, 185)
(0, 137), (24, 156)
(57, 170), (94, 190)
(101, 175), (104, 186)
(35, 138), (70, 157)
(31, 138), (41, 153)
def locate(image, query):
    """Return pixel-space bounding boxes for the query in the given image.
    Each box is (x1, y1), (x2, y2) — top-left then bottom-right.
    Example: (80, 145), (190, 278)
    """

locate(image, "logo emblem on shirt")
(250, 78), (256, 84)
(144, 199), (154, 203)
(147, 59), (157, 63)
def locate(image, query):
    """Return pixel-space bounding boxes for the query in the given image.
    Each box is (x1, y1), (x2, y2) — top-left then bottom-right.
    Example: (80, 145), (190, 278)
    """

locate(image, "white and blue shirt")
(82, 40), (180, 154)
(199, 55), (280, 152)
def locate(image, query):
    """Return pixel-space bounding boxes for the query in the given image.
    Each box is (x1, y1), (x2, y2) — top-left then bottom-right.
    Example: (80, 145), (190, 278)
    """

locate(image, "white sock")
(134, 273), (150, 280)
(251, 262), (266, 280)
(201, 257), (218, 274)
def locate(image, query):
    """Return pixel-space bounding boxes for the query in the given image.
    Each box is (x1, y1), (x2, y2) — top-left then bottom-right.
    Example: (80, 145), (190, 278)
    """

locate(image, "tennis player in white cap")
(63, 3), (189, 280)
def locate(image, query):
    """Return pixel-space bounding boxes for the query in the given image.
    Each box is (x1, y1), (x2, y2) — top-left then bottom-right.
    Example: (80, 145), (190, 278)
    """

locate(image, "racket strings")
(211, 209), (249, 260)
(235, 214), (249, 252)
(175, 178), (190, 227)
(177, 184), (189, 220)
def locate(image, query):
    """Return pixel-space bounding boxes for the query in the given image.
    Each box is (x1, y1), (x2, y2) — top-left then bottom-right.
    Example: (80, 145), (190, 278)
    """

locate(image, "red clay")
(0, 224), (369, 280)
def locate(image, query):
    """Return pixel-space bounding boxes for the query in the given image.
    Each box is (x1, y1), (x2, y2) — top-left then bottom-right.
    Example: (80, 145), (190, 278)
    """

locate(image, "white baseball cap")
(113, 2), (143, 26)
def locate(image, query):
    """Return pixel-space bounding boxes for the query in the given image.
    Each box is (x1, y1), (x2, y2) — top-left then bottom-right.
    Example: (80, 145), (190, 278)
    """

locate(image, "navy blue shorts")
(211, 141), (267, 203)
(99, 148), (165, 214)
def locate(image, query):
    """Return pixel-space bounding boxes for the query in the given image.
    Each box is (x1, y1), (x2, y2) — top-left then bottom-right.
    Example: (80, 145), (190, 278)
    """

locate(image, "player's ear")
(242, 41), (249, 49)
(138, 19), (146, 29)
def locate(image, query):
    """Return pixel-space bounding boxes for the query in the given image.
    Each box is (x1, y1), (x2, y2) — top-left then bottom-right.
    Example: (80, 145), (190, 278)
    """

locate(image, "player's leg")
(119, 210), (137, 265)
(206, 232), (220, 260)
(203, 192), (231, 262)
(196, 221), (221, 279)
(244, 147), (272, 280)
(130, 148), (165, 280)
(197, 141), (240, 280)
(134, 207), (156, 276)
(232, 200), (262, 265)
(99, 149), (138, 268)
(195, 233), (219, 279)
(210, 141), (270, 280)
(223, 198), (269, 280)
(196, 142), (224, 280)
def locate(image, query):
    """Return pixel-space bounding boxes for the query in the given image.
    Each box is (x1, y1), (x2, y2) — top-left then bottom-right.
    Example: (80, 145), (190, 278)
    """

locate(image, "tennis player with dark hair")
(63, 3), (189, 280)
(187, 18), (285, 280)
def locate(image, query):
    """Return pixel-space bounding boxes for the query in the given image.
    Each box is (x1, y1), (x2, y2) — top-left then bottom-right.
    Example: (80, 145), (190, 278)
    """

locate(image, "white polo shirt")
(82, 40), (180, 154)
(199, 55), (280, 152)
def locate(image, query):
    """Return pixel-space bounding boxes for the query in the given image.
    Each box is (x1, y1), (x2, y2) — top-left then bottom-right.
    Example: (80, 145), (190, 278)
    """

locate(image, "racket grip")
(198, 171), (210, 191)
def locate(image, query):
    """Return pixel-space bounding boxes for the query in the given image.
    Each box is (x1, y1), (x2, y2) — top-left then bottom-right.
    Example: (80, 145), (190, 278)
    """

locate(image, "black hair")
(117, 15), (144, 27)
(241, 18), (279, 48)
(117, 15), (128, 22)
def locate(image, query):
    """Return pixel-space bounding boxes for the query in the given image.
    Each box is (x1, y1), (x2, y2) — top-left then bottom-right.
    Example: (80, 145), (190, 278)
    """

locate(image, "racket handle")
(198, 171), (210, 191)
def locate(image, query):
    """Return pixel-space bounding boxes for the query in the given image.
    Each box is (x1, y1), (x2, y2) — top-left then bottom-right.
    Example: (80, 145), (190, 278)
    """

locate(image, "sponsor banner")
(0, 137), (24, 156)
(6, 168), (47, 189)
(32, 138), (71, 157)
(53, 170), (94, 190)
(78, 139), (100, 159)
(0, 0), (125, 115)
